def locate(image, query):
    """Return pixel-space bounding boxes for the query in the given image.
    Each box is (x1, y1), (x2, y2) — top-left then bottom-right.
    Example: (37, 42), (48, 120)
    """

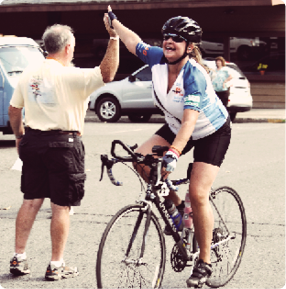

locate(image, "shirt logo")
(185, 94), (200, 107)
(173, 86), (181, 94)
(30, 77), (42, 98)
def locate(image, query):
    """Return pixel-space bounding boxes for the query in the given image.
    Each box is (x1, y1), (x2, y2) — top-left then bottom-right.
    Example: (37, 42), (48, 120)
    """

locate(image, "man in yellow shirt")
(8, 14), (119, 281)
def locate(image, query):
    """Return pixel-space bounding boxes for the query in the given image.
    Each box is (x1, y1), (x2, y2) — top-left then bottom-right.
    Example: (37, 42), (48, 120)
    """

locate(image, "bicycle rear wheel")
(206, 186), (247, 288)
(96, 204), (166, 288)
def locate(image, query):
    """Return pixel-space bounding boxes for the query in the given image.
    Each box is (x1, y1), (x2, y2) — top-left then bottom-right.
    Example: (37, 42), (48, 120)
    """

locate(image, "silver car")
(89, 65), (161, 122)
(89, 61), (252, 122)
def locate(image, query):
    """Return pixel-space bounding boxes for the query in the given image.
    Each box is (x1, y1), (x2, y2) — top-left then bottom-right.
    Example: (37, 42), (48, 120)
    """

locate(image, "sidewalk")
(235, 109), (285, 123)
(85, 109), (285, 123)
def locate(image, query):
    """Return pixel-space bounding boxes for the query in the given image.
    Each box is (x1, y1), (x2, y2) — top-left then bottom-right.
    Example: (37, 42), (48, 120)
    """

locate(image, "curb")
(84, 117), (285, 124)
(234, 118), (285, 123)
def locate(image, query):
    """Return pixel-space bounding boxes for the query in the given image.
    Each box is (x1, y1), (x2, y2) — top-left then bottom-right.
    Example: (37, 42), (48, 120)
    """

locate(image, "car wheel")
(96, 96), (121, 122)
(229, 112), (237, 122)
(128, 114), (152, 123)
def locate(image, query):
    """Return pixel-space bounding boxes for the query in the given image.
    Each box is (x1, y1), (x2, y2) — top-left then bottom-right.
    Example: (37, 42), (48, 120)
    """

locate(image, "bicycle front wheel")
(207, 186), (247, 288)
(96, 204), (166, 288)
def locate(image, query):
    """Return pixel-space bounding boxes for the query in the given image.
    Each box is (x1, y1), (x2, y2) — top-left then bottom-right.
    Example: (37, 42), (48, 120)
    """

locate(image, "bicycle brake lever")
(100, 155), (108, 181)
(100, 154), (115, 181)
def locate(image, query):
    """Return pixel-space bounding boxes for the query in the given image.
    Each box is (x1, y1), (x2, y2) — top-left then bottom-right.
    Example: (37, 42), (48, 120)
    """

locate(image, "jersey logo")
(173, 86), (181, 94)
(185, 94), (200, 108)
(143, 45), (149, 56)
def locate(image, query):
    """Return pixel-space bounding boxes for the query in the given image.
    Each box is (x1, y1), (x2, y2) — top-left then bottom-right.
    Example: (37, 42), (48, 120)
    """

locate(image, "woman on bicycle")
(106, 6), (231, 288)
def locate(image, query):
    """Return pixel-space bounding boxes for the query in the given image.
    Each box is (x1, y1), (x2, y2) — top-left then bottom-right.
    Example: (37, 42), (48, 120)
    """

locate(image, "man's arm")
(107, 6), (141, 56)
(8, 105), (24, 153)
(99, 13), (120, 83)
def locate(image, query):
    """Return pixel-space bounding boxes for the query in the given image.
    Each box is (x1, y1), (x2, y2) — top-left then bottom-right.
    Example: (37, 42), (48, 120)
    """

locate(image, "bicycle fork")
(123, 203), (152, 266)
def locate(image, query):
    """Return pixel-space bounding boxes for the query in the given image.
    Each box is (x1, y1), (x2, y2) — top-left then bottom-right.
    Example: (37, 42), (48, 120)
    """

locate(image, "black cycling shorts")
(19, 128), (86, 207)
(155, 117), (231, 167)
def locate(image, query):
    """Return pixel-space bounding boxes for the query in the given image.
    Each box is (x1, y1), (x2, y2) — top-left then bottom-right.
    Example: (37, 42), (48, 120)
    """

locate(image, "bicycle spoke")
(207, 187), (247, 288)
(96, 204), (166, 288)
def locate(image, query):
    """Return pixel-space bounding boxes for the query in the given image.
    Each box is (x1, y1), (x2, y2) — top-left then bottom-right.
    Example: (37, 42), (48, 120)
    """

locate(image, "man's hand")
(103, 6), (118, 37)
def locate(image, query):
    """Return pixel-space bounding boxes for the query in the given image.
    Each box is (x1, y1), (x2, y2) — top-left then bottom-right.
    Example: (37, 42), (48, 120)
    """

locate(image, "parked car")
(89, 60), (252, 123)
(89, 65), (162, 122)
(200, 37), (267, 60)
(203, 59), (253, 121)
(0, 36), (44, 134)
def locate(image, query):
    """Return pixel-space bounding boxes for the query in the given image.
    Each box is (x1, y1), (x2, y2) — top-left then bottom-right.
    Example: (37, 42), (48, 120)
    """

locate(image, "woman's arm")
(161, 108), (198, 179)
(172, 109), (199, 153)
(223, 68), (233, 88)
(108, 6), (141, 56)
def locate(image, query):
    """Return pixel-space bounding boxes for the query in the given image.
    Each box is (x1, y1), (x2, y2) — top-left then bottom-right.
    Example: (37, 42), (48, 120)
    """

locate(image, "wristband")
(170, 145), (182, 156)
(108, 11), (117, 29)
(110, 36), (119, 40)
(16, 135), (24, 139)
(168, 148), (180, 158)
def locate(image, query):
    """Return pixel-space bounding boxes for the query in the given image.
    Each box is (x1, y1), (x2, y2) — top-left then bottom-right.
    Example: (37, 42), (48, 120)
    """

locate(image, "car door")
(121, 65), (154, 109)
(0, 68), (4, 127)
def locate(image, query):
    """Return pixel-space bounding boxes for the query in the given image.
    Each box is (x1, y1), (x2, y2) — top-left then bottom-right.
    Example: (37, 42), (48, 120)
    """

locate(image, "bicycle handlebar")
(111, 140), (138, 162)
(100, 140), (179, 191)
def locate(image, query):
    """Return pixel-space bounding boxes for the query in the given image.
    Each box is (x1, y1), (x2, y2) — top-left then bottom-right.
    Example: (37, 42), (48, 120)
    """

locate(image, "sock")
(14, 252), (27, 259)
(50, 259), (64, 267)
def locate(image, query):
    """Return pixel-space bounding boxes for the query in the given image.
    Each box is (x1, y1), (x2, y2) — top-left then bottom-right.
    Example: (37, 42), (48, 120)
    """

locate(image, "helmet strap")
(166, 41), (190, 65)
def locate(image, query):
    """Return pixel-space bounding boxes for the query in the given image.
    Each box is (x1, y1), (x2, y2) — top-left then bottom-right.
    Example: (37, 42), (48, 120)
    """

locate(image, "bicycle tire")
(206, 186), (247, 288)
(96, 204), (166, 288)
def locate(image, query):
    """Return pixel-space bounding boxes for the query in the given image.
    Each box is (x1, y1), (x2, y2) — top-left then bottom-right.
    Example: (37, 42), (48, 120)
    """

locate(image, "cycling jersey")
(136, 41), (228, 140)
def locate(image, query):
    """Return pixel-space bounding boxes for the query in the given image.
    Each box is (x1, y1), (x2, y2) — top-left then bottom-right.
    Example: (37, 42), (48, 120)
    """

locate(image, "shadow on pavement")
(0, 140), (15, 148)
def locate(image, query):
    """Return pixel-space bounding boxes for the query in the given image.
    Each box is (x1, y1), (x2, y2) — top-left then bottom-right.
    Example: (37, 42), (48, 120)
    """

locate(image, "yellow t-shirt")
(10, 59), (105, 134)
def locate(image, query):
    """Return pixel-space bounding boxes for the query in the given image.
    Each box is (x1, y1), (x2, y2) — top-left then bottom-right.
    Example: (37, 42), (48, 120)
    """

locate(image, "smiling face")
(162, 36), (187, 63)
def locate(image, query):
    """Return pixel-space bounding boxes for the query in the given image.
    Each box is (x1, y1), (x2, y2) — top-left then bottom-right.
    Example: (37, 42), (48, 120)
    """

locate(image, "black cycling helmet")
(162, 16), (202, 43)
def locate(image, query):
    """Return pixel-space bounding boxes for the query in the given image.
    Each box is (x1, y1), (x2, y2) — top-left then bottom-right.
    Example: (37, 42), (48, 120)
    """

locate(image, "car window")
(226, 64), (246, 77)
(0, 46), (44, 76)
(134, 66), (152, 81)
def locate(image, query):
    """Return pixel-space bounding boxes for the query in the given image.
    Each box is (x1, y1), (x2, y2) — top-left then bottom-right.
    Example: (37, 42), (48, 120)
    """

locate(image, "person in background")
(8, 14), (119, 281)
(106, 6), (231, 288)
(210, 56), (232, 107)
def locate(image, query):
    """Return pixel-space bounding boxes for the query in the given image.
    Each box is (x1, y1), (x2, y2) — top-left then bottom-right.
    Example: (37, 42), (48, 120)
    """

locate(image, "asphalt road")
(0, 121), (285, 289)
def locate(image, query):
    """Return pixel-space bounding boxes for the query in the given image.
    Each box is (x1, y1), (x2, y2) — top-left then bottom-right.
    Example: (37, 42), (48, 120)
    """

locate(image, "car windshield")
(227, 64), (246, 78)
(0, 46), (44, 76)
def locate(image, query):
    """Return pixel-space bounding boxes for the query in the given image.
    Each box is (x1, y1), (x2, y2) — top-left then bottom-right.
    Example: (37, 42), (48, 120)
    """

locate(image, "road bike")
(96, 140), (247, 288)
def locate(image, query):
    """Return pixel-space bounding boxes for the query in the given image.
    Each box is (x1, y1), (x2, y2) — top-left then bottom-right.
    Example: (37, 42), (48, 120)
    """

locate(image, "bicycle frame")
(102, 140), (239, 263)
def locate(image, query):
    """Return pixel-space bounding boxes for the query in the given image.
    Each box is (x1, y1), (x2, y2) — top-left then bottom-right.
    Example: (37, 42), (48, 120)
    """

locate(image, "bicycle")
(96, 140), (247, 288)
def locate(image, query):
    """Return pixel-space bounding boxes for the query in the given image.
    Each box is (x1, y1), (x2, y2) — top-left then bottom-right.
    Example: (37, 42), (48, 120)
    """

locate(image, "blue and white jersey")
(136, 41), (228, 140)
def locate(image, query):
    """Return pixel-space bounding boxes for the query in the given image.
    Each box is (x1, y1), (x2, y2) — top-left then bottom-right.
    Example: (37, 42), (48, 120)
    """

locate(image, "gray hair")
(42, 24), (74, 54)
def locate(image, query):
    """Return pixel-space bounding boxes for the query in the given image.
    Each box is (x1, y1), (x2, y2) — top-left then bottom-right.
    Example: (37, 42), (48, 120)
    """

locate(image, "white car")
(89, 65), (161, 122)
(203, 59), (253, 121)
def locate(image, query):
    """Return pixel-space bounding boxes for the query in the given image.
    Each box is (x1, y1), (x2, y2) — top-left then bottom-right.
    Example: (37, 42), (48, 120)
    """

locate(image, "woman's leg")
(189, 162), (220, 263)
(134, 134), (182, 206)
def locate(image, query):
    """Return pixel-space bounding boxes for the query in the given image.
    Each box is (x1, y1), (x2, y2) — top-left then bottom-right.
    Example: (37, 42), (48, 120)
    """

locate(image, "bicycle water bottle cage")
(152, 145), (169, 157)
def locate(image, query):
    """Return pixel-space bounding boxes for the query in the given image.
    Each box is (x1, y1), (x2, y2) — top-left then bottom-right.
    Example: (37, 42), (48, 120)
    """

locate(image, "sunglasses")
(163, 33), (187, 43)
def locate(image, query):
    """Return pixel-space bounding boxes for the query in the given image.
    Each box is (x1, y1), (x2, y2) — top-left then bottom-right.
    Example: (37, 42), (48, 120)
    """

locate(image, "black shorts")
(19, 128), (86, 206)
(216, 89), (230, 107)
(155, 117), (231, 167)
